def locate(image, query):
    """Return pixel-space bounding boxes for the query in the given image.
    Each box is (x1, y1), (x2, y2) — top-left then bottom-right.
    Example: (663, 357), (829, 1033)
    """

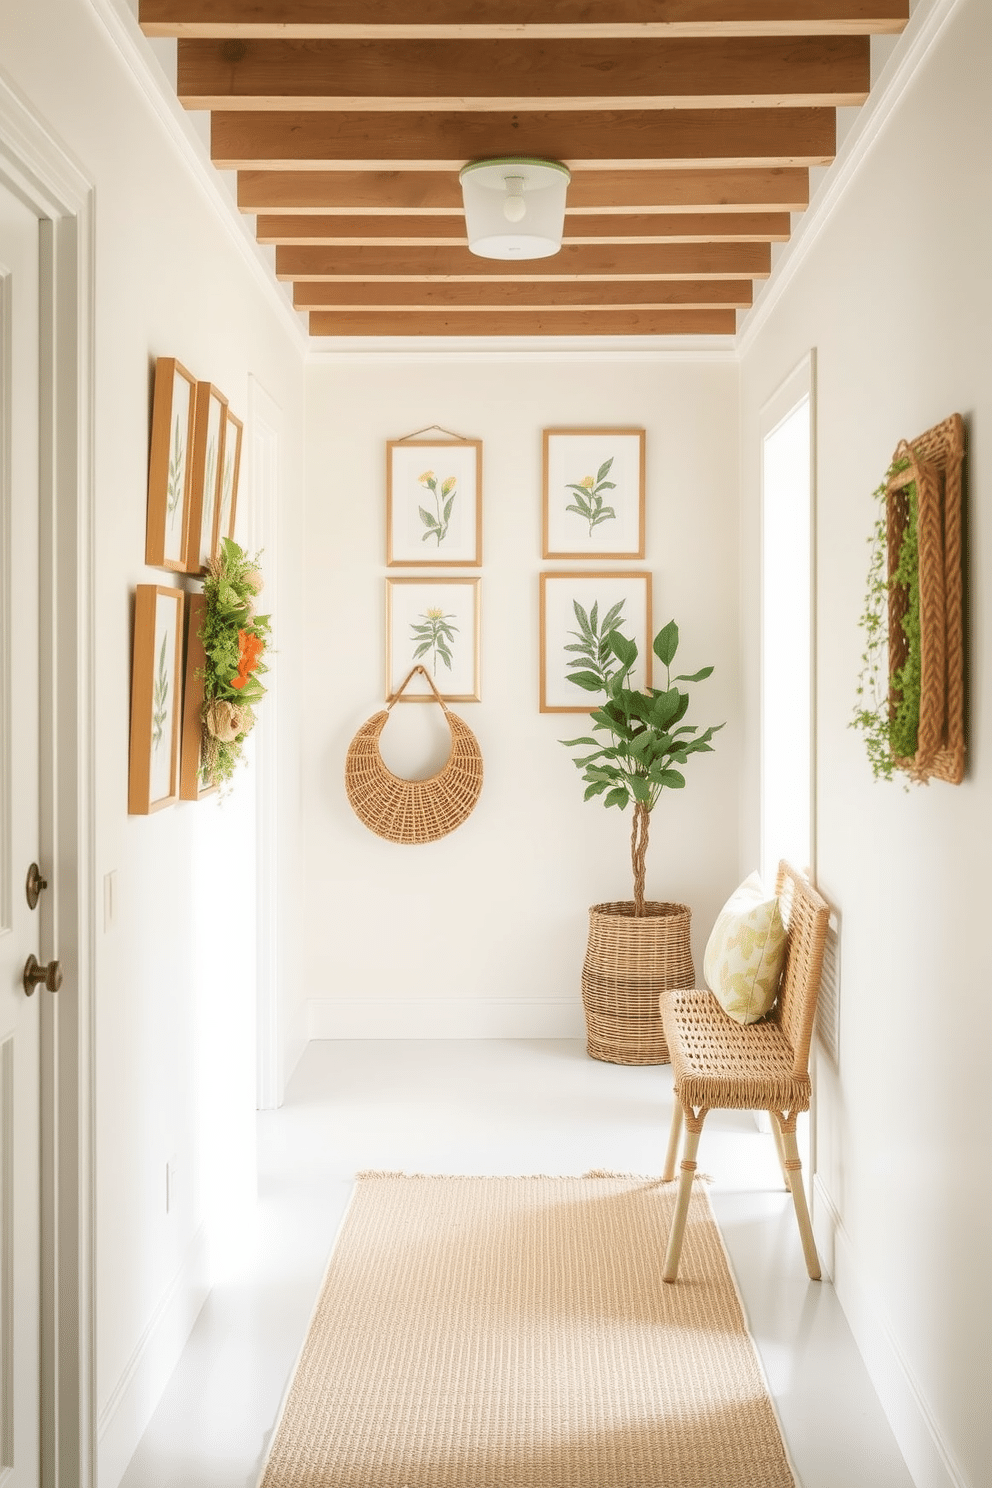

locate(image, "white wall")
(739, 3), (991, 1485)
(302, 357), (742, 1039)
(0, 3), (306, 1483)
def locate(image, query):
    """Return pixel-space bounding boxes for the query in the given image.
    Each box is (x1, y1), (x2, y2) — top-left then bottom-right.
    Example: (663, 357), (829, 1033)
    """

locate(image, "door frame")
(757, 349), (818, 884)
(248, 376), (284, 1111)
(0, 72), (96, 1488)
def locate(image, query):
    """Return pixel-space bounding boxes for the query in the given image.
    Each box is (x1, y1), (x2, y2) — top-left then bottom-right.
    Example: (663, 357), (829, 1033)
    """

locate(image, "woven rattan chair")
(659, 861), (830, 1283)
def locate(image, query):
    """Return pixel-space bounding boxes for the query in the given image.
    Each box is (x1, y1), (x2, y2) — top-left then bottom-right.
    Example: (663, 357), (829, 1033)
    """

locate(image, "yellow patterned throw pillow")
(703, 872), (787, 1025)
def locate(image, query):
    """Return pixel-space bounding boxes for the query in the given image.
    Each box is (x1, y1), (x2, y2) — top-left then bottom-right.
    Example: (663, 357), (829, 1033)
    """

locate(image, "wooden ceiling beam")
(142, 1), (909, 40)
(178, 37), (868, 111)
(306, 309), (739, 335)
(276, 242), (771, 279)
(257, 211), (790, 244)
(212, 108), (835, 171)
(293, 279), (753, 309)
(237, 166), (810, 214)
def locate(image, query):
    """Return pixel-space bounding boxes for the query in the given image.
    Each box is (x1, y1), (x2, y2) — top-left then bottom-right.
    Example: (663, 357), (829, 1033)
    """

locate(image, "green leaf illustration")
(152, 632), (169, 752)
(564, 596), (627, 692)
(417, 470), (458, 547)
(410, 606), (459, 676)
(167, 416), (184, 525)
(564, 456), (619, 538)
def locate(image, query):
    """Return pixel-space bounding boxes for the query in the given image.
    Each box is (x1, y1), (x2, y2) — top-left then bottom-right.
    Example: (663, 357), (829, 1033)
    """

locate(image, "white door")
(0, 178), (42, 1487)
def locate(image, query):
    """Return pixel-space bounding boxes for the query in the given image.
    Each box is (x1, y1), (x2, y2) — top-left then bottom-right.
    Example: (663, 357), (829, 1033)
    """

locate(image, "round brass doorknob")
(22, 955), (62, 996)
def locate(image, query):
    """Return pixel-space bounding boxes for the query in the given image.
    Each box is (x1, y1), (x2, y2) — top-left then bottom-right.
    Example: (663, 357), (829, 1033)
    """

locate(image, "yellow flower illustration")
(580, 474), (595, 488)
(416, 471), (458, 547)
(425, 605), (445, 619)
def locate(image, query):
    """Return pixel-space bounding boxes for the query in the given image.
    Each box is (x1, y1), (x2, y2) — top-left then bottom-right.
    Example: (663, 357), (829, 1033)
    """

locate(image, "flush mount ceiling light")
(459, 157), (571, 260)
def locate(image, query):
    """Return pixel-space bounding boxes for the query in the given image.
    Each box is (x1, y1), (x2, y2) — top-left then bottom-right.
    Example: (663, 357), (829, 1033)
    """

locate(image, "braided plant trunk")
(630, 801), (650, 917)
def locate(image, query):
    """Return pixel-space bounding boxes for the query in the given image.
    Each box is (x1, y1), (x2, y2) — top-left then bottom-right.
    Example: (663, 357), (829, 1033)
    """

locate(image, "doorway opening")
(759, 354), (815, 886)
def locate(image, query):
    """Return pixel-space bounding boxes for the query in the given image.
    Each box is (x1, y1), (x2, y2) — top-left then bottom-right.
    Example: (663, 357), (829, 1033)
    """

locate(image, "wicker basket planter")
(581, 901), (694, 1066)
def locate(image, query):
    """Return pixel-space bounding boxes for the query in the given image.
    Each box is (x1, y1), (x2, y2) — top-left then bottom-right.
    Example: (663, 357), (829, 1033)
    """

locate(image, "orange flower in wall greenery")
(198, 538), (272, 790)
(231, 629), (265, 691)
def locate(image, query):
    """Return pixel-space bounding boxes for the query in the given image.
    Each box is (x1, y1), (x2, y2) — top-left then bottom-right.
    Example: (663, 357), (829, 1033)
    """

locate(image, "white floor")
(119, 1040), (916, 1488)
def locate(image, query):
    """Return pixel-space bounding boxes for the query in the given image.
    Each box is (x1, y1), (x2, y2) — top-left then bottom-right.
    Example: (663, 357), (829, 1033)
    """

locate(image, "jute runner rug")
(259, 1173), (795, 1488)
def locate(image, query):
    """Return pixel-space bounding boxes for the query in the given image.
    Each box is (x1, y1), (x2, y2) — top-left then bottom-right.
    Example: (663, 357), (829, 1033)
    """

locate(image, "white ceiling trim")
(88, 0), (308, 350)
(306, 334), (738, 366)
(737, 0), (962, 357)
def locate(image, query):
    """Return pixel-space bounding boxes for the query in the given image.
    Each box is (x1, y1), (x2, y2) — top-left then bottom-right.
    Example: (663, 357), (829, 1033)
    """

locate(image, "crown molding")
(306, 334), (737, 366)
(87, 0), (307, 351)
(737, 0), (964, 357)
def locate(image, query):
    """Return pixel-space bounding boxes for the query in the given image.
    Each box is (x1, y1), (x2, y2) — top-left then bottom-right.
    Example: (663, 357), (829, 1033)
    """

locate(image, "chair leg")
(773, 1112), (821, 1281)
(663, 1110), (705, 1284)
(770, 1111), (791, 1190)
(662, 1100), (683, 1182)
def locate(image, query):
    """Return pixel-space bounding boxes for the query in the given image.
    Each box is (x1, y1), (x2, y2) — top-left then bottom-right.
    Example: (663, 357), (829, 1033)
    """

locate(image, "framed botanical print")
(386, 577), (481, 702)
(145, 357), (196, 571)
(185, 382), (228, 574)
(387, 438), (483, 566)
(128, 584), (185, 813)
(214, 406), (243, 554)
(540, 571), (652, 713)
(543, 428), (645, 559)
(179, 591), (217, 801)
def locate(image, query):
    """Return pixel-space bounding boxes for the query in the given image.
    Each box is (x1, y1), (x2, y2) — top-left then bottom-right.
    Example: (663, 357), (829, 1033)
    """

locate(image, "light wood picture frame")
(214, 407), (243, 554)
(886, 412), (965, 785)
(185, 382), (228, 575)
(145, 357), (197, 571)
(386, 577), (481, 702)
(540, 571), (652, 713)
(543, 427), (645, 559)
(179, 591), (217, 801)
(387, 438), (483, 566)
(128, 584), (184, 814)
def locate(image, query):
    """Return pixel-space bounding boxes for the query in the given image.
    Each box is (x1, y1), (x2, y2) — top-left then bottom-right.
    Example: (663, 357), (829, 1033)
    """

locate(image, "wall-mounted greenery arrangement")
(852, 413), (964, 785)
(197, 539), (271, 791)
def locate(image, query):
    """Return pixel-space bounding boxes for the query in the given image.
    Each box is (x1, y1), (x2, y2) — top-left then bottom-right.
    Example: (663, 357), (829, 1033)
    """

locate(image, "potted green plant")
(561, 620), (722, 1064)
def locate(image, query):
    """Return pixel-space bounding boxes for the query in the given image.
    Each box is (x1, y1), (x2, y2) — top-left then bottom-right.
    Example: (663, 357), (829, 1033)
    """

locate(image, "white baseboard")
(97, 1224), (211, 1488)
(307, 997), (586, 1041)
(812, 1178), (967, 1488)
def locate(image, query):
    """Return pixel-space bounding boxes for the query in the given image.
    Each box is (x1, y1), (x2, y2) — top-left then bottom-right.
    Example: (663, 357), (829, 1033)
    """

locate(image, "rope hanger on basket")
(344, 666), (484, 844)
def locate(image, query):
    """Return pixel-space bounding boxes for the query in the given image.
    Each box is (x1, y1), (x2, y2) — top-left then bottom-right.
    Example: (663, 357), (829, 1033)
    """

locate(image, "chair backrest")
(773, 861), (831, 1077)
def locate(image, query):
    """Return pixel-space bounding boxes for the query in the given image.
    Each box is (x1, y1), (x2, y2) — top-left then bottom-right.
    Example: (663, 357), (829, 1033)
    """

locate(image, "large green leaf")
(567, 670), (608, 692)
(604, 786), (629, 809)
(654, 620), (679, 668)
(607, 630), (637, 669)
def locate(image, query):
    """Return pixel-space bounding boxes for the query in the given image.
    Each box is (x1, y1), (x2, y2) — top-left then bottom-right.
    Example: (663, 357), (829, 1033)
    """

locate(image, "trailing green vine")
(851, 457), (920, 781)
(199, 538), (271, 790)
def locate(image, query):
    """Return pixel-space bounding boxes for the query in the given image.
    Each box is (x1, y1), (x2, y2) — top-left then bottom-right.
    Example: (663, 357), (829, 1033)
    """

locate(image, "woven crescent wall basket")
(582, 901), (694, 1066)
(345, 666), (483, 845)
